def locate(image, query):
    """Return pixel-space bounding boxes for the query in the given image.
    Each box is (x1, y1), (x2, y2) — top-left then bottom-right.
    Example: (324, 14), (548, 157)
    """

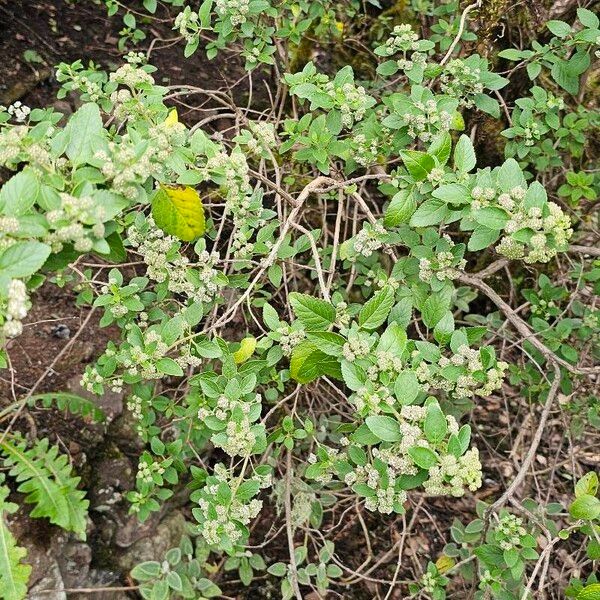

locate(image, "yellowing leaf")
(435, 554), (455, 573)
(233, 337), (256, 364)
(335, 21), (344, 33)
(164, 108), (179, 127)
(151, 185), (205, 242)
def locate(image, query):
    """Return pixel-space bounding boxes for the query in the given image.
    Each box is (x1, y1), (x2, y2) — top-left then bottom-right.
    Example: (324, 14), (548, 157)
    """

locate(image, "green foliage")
(0, 437), (89, 539)
(0, 476), (31, 600)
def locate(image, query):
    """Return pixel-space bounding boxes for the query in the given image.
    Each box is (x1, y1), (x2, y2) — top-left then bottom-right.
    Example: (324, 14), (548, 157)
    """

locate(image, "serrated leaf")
(359, 286), (395, 330)
(151, 185), (205, 242)
(0, 241), (51, 278)
(454, 135), (476, 172)
(400, 150), (434, 181)
(408, 446), (438, 469)
(289, 293), (335, 331)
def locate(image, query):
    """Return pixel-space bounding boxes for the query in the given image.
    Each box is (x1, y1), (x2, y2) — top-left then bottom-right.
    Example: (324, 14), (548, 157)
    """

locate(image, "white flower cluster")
(324, 80), (372, 128)
(195, 464), (269, 546)
(440, 60), (484, 107)
(421, 571), (437, 594)
(0, 125), (28, 166)
(470, 185), (498, 211)
(495, 514), (527, 551)
(109, 64), (155, 88)
(246, 120), (276, 154)
(198, 393), (262, 457)
(367, 351), (403, 380)
(45, 193), (105, 253)
(276, 325), (306, 356)
(498, 202), (572, 264)
(215, 0), (250, 26)
(174, 6), (200, 43)
(351, 133), (379, 167)
(342, 335), (370, 361)
(7, 101), (31, 123)
(0, 217), (19, 252)
(416, 345), (508, 399)
(344, 461), (407, 514)
(137, 459), (165, 484)
(205, 149), (261, 257)
(352, 222), (387, 258)
(378, 24), (421, 56)
(128, 217), (224, 303)
(353, 384), (395, 414)
(418, 238), (466, 283)
(2, 279), (30, 338)
(423, 447), (482, 496)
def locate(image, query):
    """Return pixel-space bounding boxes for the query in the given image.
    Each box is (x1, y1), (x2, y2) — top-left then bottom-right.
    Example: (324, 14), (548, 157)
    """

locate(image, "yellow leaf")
(435, 554), (455, 574)
(151, 185), (205, 242)
(233, 337), (256, 364)
(164, 108), (179, 127)
(335, 21), (344, 33)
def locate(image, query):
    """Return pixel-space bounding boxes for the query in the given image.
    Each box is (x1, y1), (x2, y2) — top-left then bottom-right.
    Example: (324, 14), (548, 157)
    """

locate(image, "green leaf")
(151, 185), (206, 242)
(497, 158), (526, 192)
(0, 437), (88, 539)
(454, 135), (476, 172)
(53, 103), (105, 166)
(474, 93), (500, 118)
(0, 241), (51, 278)
(0, 169), (39, 216)
(306, 331), (346, 356)
(408, 446), (438, 469)
(570, 494), (600, 520)
(131, 561), (161, 581)
(422, 293), (449, 329)
(384, 190), (416, 227)
(400, 150), (434, 181)
(468, 226), (500, 251)
(267, 562), (288, 577)
(472, 207), (509, 230)
(365, 415), (401, 442)
(409, 199), (450, 227)
(290, 341), (340, 384)
(424, 403), (448, 444)
(577, 7), (599, 28)
(546, 19), (571, 37)
(575, 473), (599, 498)
(156, 358), (184, 376)
(0, 481), (31, 600)
(289, 293), (335, 331)
(394, 371), (420, 405)
(577, 583), (600, 600)
(359, 286), (395, 330)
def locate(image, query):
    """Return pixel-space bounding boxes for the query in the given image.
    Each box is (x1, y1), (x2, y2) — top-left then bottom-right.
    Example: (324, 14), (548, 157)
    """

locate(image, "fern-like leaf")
(0, 476), (31, 600)
(28, 392), (105, 422)
(0, 437), (89, 540)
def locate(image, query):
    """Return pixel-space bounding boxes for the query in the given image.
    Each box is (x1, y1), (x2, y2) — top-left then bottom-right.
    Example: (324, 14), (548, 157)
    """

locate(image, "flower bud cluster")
(0, 125), (28, 167)
(419, 253), (466, 284)
(128, 217), (224, 303)
(215, 0), (250, 26)
(440, 60), (485, 107)
(193, 464), (269, 547)
(324, 81), (373, 128)
(351, 133), (379, 167)
(404, 100), (453, 142)
(277, 325), (306, 356)
(174, 6), (200, 43)
(109, 64), (155, 88)
(420, 345), (507, 399)
(7, 101), (31, 123)
(498, 201), (572, 264)
(45, 193), (105, 253)
(2, 279), (30, 338)
(494, 514), (528, 551)
(352, 222), (388, 258)
(423, 447), (482, 496)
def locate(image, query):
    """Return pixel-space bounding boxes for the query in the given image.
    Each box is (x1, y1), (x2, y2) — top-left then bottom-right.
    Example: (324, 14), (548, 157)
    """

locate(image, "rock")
(89, 454), (133, 513)
(55, 540), (92, 588)
(66, 374), (124, 422)
(115, 510), (187, 572)
(27, 559), (66, 600)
